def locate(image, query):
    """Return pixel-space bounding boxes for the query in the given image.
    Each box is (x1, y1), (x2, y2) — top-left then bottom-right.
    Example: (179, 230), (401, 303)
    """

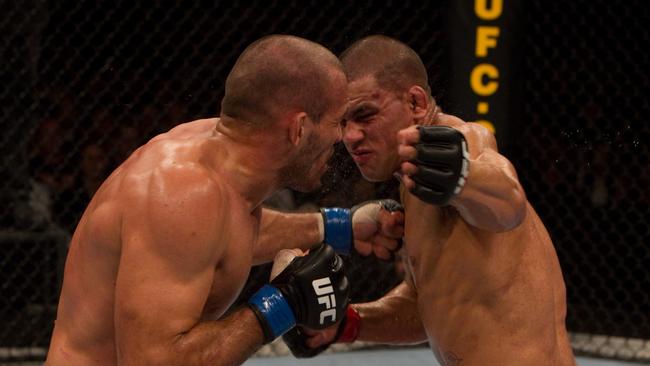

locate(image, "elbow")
(455, 181), (528, 233)
(499, 184), (527, 231)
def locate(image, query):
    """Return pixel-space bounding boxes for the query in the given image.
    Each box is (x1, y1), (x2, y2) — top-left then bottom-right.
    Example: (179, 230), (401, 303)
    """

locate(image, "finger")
(354, 239), (373, 256)
(305, 333), (325, 349)
(397, 125), (421, 145)
(377, 210), (404, 238)
(387, 213), (405, 238)
(400, 161), (418, 176)
(398, 144), (418, 161)
(372, 233), (399, 251)
(372, 245), (392, 261)
(305, 329), (335, 348)
(400, 174), (416, 191)
(353, 221), (379, 242)
(270, 249), (304, 280)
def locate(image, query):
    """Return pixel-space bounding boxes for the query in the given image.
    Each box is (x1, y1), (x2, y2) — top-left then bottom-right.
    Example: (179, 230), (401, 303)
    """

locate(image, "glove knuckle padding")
(411, 126), (469, 205)
(271, 244), (349, 330)
(378, 199), (404, 213)
(350, 199), (403, 220)
(419, 124), (460, 142)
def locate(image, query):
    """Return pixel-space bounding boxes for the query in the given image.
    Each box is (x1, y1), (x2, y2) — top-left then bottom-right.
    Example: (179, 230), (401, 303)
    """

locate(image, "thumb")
(379, 209), (405, 238)
(304, 326), (338, 348)
(270, 248), (305, 280)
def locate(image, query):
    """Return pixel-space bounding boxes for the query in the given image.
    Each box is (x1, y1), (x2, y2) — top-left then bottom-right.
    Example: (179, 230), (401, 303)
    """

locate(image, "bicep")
(115, 173), (225, 362)
(114, 233), (215, 354)
(469, 124), (520, 181)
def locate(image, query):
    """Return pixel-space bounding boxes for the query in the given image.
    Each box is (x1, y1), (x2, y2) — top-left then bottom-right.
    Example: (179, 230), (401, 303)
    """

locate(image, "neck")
(206, 117), (288, 211)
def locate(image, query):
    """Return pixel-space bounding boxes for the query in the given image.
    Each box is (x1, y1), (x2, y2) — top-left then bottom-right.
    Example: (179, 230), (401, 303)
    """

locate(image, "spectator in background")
(114, 120), (142, 163)
(20, 109), (72, 230)
(79, 143), (111, 197)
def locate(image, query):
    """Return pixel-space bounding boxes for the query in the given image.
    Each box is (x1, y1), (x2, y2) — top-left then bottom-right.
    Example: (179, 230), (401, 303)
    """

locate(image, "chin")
(359, 166), (394, 183)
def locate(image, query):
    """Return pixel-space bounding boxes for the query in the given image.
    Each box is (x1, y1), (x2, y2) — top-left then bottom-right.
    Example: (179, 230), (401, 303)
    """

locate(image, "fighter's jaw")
(355, 158), (396, 182)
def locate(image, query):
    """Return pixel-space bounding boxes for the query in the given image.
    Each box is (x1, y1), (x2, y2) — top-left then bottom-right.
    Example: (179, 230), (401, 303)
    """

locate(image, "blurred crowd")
(7, 82), (187, 233)
(6, 81), (648, 239)
(6, 82), (405, 236)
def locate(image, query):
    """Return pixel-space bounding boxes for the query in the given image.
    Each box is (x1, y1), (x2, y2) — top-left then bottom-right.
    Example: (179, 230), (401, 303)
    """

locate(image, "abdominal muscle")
(403, 192), (570, 365)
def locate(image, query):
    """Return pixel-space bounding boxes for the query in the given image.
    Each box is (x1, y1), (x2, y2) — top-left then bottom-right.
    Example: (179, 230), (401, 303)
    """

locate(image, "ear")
(407, 85), (430, 120)
(287, 111), (307, 146)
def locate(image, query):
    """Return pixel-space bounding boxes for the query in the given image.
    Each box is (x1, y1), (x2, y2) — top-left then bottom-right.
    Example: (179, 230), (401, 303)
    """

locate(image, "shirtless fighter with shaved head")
(45, 35), (404, 366)
(283, 36), (576, 366)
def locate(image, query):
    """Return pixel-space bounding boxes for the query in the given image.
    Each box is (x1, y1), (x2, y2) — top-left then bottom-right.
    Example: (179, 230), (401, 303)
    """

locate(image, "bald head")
(221, 35), (345, 127)
(340, 35), (430, 95)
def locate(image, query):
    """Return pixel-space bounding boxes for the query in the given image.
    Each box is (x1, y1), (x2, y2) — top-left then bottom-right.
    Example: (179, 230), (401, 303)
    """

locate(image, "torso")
(47, 119), (258, 364)
(402, 187), (575, 366)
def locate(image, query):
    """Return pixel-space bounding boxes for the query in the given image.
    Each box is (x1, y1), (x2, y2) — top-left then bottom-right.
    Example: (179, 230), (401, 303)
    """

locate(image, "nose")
(343, 123), (364, 146)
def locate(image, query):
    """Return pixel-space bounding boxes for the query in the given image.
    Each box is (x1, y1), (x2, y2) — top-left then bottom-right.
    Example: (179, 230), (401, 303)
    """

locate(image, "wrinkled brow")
(345, 103), (379, 120)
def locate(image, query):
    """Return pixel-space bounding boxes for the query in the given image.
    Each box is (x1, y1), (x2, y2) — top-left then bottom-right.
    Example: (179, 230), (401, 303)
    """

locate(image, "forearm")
(168, 307), (264, 366)
(254, 208), (323, 264)
(355, 281), (426, 345)
(452, 155), (526, 232)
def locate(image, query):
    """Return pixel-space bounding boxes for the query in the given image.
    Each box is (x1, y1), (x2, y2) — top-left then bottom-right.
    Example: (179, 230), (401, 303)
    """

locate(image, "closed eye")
(356, 113), (375, 123)
(345, 104), (379, 123)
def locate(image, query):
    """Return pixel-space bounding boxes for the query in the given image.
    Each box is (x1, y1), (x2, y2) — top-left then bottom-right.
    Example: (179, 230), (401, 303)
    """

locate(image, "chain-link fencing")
(1, 0), (648, 362)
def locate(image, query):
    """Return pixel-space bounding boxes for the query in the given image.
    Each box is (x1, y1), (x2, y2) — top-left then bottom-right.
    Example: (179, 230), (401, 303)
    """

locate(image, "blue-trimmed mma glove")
(248, 243), (350, 343)
(321, 199), (403, 256)
(410, 126), (470, 205)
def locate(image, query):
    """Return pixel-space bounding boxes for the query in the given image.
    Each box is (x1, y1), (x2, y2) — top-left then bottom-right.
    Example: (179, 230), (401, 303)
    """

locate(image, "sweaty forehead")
(347, 75), (383, 100)
(346, 76), (391, 115)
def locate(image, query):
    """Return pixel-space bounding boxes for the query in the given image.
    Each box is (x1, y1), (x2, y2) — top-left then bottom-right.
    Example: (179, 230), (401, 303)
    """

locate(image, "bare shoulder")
(437, 113), (497, 151)
(150, 162), (226, 227)
(121, 161), (229, 263)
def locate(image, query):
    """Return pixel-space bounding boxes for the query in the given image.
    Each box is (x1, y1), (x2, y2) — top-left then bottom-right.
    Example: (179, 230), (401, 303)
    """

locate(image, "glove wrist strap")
(248, 285), (296, 343)
(338, 306), (361, 343)
(320, 208), (352, 255)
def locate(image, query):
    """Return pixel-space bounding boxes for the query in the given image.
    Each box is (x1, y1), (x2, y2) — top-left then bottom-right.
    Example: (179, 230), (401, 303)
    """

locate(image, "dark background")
(1, 0), (648, 361)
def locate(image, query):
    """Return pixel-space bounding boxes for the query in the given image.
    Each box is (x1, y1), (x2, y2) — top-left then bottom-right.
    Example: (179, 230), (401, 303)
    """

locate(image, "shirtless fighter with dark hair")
(284, 35), (576, 366)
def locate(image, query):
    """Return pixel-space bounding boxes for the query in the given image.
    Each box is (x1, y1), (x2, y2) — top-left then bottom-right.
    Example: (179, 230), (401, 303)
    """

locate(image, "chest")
(403, 194), (524, 302)
(403, 192), (456, 263)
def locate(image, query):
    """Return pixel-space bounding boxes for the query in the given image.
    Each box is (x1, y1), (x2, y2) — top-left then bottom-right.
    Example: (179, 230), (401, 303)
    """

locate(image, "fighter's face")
(286, 76), (348, 192)
(343, 75), (413, 182)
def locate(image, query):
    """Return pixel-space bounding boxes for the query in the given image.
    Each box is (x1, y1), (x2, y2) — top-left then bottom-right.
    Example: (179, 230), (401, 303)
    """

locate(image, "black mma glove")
(283, 305), (361, 358)
(410, 126), (469, 205)
(248, 243), (350, 343)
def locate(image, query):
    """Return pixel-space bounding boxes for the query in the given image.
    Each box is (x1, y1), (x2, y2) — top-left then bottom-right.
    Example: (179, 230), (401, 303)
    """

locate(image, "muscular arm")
(256, 203), (405, 264)
(305, 281), (426, 348)
(354, 280), (426, 345)
(449, 121), (527, 231)
(115, 167), (264, 366)
(399, 114), (527, 232)
(253, 209), (322, 264)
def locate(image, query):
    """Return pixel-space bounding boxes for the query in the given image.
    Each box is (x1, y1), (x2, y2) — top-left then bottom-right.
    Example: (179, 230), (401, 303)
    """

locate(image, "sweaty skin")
(48, 119), (258, 365)
(303, 72), (576, 365)
(46, 116), (342, 365)
(46, 35), (408, 366)
(399, 115), (575, 366)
